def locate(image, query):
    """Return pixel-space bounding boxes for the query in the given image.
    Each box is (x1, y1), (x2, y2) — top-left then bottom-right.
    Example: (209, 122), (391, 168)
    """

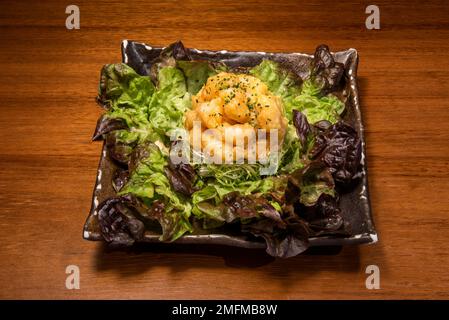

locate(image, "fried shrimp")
(197, 97), (223, 129)
(185, 72), (287, 162)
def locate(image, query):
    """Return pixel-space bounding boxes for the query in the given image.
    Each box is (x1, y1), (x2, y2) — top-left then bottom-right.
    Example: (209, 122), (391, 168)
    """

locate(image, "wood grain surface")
(0, 0), (448, 299)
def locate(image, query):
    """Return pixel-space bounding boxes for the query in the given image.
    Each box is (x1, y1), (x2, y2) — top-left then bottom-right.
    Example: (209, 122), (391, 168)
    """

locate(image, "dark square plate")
(83, 40), (377, 249)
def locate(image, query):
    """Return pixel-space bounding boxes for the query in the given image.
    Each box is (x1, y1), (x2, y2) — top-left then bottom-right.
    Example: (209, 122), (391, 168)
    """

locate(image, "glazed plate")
(83, 41), (377, 249)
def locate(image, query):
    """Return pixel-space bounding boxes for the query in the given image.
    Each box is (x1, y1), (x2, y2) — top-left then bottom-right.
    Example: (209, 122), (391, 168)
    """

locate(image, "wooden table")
(1, 0), (448, 299)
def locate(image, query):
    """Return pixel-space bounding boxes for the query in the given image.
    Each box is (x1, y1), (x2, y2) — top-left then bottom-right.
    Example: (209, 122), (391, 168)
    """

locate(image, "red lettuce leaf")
(149, 41), (191, 83)
(299, 193), (344, 233)
(242, 214), (310, 258)
(97, 196), (145, 246)
(292, 109), (311, 147)
(310, 44), (345, 94)
(105, 130), (138, 165)
(92, 114), (127, 141)
(112, 168), (129, 193)
(165, 142), (198, 196)
(310, 121), (362, 186)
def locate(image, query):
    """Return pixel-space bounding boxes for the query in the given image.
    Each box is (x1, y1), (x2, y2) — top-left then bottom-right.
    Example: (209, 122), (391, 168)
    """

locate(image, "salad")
(92, 42), (363, 258)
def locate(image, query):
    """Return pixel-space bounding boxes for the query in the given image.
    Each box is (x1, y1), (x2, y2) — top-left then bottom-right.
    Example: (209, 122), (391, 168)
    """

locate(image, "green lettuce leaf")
(119, 143), (193, 241)
(99, 64), (193, 147)
(177, 60), (225, 94)
(191, 164), (288, 223)
(98, 63), (154, 108)
(98, 63), (155, 130)
(148, 66), (191, 141)
(194, 164), (278, 200)
(98, 63), (154, 105)
(288, 162), (336, 206)
(278, 125), (306, 174)
(249, 60), (302, 120)
(249, 60), (345, 125)
(289, 79), (345, 124)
